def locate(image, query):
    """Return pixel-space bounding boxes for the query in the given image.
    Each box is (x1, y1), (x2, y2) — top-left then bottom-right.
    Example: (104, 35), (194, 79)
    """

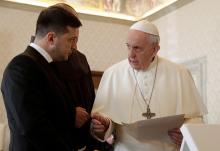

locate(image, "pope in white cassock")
(91, 20), (207, 151)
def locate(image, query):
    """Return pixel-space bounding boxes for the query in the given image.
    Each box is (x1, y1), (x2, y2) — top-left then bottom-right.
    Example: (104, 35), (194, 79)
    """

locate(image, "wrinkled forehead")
(127, 30), (150, 43)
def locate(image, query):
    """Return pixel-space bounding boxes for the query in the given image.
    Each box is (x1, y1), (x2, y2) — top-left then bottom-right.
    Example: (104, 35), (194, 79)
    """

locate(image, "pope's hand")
(168, 128), (183, 146)
(75, 107), (90, 128)
(91, 113), (110, 133)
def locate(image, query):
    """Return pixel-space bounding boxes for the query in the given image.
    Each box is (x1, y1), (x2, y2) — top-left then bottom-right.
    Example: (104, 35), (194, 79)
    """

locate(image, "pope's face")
(126, 30), (159, 70)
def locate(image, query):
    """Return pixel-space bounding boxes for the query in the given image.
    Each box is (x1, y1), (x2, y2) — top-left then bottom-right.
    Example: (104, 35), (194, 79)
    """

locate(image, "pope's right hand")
(75, 107), (90, 128)
(91, 113), (110, 133)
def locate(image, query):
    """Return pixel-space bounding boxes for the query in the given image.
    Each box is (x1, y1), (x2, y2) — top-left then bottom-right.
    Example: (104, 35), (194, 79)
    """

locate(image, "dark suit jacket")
(53, 51), (96, 150)
(1, 46), (76, 151)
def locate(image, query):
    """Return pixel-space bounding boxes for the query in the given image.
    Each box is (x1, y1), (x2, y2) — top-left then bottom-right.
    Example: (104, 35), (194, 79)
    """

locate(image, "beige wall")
(0, 0), (220, 150)
(153, 0), (220, 124)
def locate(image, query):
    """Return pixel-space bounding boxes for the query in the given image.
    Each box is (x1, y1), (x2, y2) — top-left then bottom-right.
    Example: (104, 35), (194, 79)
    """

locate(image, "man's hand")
(75, 107), (90, 128)
(168, 128), (183, 146)
(91, 113), (110, 133)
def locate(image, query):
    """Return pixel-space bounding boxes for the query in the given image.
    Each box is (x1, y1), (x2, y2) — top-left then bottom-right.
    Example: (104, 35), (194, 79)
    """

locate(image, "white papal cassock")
(92, 56), (207, 151)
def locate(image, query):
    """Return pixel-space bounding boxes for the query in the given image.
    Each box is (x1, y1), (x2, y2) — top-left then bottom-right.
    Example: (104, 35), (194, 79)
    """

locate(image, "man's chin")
(58, 56), (68, 61)
(64, 57), (69, 61)
(129, 63), (140, 70)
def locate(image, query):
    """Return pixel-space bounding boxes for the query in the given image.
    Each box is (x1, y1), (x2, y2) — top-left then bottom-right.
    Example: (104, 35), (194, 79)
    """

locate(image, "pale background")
(0, 0), (220, 150)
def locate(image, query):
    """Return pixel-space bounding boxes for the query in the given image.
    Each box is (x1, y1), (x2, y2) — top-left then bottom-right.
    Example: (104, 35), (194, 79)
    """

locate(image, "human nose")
(70, 42), (77, 53)
(128, 48), (136, 58)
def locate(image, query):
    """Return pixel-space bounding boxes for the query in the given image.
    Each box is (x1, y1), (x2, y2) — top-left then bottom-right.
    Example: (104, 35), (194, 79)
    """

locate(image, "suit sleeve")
(1, 56), (73, 151)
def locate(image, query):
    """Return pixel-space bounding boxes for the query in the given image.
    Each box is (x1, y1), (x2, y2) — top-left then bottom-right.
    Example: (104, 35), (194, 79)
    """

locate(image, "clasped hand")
(75, 107), (90, 128)
(91, 113), (110, 133)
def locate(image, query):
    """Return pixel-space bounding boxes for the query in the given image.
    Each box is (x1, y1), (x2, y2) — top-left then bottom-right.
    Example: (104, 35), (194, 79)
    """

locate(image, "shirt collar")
(29, 43), (53, 63)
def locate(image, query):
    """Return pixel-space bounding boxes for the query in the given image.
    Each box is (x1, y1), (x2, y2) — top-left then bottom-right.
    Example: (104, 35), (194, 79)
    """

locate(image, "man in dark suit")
(53, 50), (96, 151)
(1, 4), (89, 151)
(54, 51), (114, 151)
(47, 3), (96, 151)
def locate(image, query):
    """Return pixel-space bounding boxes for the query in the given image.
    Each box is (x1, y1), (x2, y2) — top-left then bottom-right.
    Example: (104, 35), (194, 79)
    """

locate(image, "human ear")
(153, 45), (160, 55)
(47, 32), (56, 45)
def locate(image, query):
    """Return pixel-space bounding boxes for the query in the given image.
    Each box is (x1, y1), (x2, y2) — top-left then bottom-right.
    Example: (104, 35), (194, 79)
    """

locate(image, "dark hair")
(35, 5), (82, 37)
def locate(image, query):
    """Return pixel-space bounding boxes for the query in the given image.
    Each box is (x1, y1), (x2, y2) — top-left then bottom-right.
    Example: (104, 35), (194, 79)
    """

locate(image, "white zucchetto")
(130, 20), (159, 36)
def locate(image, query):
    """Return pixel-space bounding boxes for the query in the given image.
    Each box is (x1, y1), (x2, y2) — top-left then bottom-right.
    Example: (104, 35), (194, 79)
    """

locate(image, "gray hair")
(148, 34), (160, 44)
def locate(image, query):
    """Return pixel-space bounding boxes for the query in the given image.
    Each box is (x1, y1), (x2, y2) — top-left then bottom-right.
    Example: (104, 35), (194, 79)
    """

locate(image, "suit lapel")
(22, 46), (73, 106)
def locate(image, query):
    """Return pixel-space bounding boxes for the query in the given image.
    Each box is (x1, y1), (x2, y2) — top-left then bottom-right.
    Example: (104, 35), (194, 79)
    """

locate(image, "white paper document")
(122, 114), (185, 141)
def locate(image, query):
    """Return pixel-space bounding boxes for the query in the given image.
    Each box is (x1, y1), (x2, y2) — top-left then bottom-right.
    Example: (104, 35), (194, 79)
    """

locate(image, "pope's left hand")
(168, 128), (183, 146)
